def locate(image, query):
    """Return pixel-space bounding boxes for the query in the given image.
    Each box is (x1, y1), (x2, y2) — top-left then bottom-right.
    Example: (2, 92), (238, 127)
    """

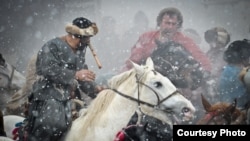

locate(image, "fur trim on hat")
(65, 23), (98, 36)
(217, 31), (229, 45)
(204, 27), (230, 47)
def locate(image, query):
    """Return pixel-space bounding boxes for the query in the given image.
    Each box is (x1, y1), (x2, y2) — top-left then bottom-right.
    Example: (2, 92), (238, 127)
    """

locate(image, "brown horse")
(196, 94), (247, 125)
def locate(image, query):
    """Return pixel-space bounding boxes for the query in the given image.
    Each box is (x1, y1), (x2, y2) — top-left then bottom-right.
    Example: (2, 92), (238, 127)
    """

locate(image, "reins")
(107, 71), (180, 112)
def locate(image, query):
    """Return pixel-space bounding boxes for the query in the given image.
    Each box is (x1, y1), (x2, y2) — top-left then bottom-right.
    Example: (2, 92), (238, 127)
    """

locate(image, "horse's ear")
(130, 60), (144, 75)
(225, 98), (237, 114)
(145, 57), (154, 70)
(201, 94), (212, 111)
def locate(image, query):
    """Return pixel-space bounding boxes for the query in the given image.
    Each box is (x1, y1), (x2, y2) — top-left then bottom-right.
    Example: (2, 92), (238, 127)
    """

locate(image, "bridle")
(0, 63), (15, 90)
(108, 70), (180, 113)
(112, 70), (179, 141)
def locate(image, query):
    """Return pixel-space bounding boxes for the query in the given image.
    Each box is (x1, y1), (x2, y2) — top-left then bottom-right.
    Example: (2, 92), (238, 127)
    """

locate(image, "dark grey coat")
(26, 38), (90, 141)
(31, 37), (87, 101)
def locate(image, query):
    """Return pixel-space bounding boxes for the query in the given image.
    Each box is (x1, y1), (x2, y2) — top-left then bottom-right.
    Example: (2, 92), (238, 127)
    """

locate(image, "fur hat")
(204, 27), (230, 47)
(65, 17), (98, 37)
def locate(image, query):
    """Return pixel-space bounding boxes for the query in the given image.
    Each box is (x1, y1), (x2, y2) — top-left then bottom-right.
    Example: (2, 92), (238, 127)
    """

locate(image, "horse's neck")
(11, 70), (25, 89)
(110, 85), (139, 114)
(4, 63), (25, 90)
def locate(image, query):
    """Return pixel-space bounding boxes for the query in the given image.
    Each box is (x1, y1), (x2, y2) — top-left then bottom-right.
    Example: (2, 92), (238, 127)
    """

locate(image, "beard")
(78, 43), (88, 51)
(161, 28), (176, 35)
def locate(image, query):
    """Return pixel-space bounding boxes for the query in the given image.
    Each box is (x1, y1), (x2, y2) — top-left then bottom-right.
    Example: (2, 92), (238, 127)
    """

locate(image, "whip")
(88, 43), (102, 69)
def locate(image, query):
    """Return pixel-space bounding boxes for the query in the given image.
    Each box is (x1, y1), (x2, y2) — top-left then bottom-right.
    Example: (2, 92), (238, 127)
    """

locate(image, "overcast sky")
(1, 0), (249, 76)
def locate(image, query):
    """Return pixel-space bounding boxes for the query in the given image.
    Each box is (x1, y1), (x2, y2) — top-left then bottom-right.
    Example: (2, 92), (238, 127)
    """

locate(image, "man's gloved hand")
(75, 69), (96, 81)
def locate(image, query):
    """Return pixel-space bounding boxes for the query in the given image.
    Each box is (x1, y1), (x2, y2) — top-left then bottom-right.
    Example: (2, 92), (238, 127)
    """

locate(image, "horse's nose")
(182, 107), (196, 121)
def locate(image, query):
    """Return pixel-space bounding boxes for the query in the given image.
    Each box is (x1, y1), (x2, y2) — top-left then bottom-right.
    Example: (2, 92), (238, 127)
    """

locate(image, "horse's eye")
(154, 81), (162, 88)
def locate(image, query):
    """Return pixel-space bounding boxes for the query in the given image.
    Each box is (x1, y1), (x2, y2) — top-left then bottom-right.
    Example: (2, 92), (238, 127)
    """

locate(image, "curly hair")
(223, 39), (250, 64)
(156, 7), (183, 28)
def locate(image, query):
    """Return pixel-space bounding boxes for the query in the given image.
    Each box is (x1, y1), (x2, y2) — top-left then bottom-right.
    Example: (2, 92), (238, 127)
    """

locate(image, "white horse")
(0, 137), (14, 141)
(64, 57), (196, 141)
(0, 110), (15, 141)
(0, 53), (26, 112)
(3, 115), (25, 140)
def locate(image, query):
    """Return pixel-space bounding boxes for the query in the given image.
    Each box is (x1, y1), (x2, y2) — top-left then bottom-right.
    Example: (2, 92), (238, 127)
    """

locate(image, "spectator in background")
(218, 39), (250, 108)
(204, 27), (231, 101)
(183, 28), (211, 53)
(183, 28), (202, 46)
(205, 27), (231, 78)
(94, 16), (121, 74)
(121, 10), (150, 51)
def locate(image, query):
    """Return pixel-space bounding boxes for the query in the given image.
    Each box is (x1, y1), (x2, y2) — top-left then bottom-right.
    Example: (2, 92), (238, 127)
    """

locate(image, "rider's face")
(80, 36), (91, 43)
(159, 14), (179, 35)
(79, 36), (91, 46)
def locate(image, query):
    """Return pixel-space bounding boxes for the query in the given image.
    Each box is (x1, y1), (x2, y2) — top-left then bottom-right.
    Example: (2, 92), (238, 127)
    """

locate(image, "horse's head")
(0, 55), (25, 111)
(131, 57), (196, 124)
(151, 41), (204, 90)
(196, 94), (247, 125)
(0, 60), (25, 90)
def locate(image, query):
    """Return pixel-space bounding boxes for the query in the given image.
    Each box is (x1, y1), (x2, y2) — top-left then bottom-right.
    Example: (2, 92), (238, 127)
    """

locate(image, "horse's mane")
(108, 69), (134, 89)
(72, 69), (136, 137)
(5, 54), (37, 111)
(197, 95), (247, 125)
(207, 102), (245, 122)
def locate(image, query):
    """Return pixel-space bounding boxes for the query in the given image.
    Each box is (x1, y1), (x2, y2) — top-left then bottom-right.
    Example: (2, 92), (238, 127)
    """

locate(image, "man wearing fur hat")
(25, 17), (102, 141)
(204, 27), (231, 102)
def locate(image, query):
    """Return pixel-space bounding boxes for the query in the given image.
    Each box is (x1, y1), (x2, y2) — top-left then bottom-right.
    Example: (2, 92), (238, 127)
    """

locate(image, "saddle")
(151, 41), (204, 90)
(114, 112), (172, 141)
